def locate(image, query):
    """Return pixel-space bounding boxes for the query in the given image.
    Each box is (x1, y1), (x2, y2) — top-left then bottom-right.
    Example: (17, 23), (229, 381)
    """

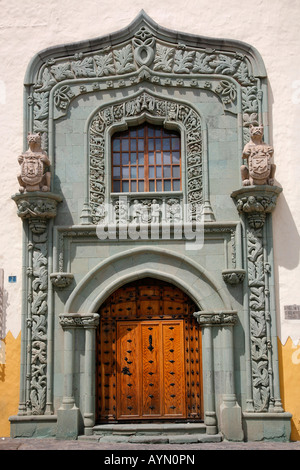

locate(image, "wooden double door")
(96, 279), (202, 422)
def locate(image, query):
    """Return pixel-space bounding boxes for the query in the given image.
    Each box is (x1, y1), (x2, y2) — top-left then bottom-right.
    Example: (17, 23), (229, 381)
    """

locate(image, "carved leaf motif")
(94, 53), (115, 76)
(153, 44), (175, 72)
(31, 290), (47, 316)
(209, 54), (241, 75)
(39, 68), (56, 90)
(174, 50), (195, 73)
(114, 45), (135, 74)
(71, 57), (96, 78)
(242, 86), (259, 113)
(33, 92), (49, 120)
(192, 52), (215, 73)
(50, 63), (74, 81)
(234, 62), (252, 85)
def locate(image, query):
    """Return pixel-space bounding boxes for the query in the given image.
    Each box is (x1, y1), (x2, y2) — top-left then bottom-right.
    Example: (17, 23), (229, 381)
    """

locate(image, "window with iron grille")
(111, 123), (181, 193)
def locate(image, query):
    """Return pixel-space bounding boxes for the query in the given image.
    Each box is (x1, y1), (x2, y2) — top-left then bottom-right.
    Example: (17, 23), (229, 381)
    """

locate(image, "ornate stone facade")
(10, 13), (291, 442)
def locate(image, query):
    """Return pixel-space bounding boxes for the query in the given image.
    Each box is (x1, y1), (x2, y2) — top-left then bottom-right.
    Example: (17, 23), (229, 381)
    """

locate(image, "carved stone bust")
(241, 125), (276, 186)
(17, 133), (51, 192)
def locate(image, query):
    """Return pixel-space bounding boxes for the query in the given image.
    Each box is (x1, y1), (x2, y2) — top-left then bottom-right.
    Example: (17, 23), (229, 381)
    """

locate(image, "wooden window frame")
(111, 123), (182, 193)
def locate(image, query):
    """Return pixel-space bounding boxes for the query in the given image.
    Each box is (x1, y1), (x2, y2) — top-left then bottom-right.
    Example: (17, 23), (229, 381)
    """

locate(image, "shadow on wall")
(274, 193), (300, 270)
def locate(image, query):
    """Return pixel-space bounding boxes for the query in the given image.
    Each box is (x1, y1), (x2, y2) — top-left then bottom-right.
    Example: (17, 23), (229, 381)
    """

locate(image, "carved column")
(57, 313), (99, 439)
(12, 192), (62, 416)
(194, 310), (243, 440)
(231, 185), (284, 413)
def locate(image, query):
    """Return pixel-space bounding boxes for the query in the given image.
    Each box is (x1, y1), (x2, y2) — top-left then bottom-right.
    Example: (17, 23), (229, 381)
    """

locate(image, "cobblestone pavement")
(0, 437), (300, 451)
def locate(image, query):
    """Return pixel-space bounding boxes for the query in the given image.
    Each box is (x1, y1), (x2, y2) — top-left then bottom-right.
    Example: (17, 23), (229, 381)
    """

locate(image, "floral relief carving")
(28, 21), (261, 150)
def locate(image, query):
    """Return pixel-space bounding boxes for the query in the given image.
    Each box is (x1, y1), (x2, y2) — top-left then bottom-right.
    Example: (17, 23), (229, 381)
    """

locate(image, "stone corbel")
(231, 185), (282, 229)
(50, 272), (74, 289)
(12, 191), (62, 231)
(222, 269), (246, 285)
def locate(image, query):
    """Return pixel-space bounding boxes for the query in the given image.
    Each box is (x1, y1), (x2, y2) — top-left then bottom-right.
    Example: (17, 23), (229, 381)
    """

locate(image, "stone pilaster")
(231, 185), (283, 413)
(12, 191), (62, 416)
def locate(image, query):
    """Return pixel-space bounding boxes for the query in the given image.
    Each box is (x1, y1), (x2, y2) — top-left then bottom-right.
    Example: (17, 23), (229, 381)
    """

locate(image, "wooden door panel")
(162, 321), (186, 418)
(141, 322), (162, 417)
(117, 322), (140, 419)
(97, 320), (117, 421)
(96, 279), (202, 423)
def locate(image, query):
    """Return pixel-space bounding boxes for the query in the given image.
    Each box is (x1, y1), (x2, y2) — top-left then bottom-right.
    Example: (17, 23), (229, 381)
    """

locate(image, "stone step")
(79, 432), (222, 445)
(78, 422), (223, 444)
(92, 422), (207, 436)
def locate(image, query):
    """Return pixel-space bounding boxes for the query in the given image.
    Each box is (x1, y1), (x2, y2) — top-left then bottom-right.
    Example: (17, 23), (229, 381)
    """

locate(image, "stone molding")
(59, 313), (100, 329)
(193, 310), (238, 327)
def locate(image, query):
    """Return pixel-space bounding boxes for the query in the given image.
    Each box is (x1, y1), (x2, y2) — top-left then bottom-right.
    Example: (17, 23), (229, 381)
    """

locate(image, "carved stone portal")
(18, 133), (51, 193)
(241, 125), (276, 186)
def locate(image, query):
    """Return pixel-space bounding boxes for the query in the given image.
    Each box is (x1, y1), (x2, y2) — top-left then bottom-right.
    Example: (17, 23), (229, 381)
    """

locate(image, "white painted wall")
(1, 0), (299, 343)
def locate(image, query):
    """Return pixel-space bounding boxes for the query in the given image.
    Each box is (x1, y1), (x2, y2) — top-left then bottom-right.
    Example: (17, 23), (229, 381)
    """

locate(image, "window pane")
(131, 152), (137, 164)
(172, 151), (180, 163)
(113, 180), (120, 192)
(148, 139), (154, 151)
(138, 181), (144, 191)
(113, 140), (120, 151)
(122, 181), (129, 192)
(138, 153), (144, 165)
(122, 140), (129, 151)
(149, 180), (155, 191)
(173, 179), (181, 191)
(130, 167), (137, 178)
(156, 180), (162, 191)
(164, 180), (171, 191)
(156, 166), (162, 177)
(156, 152), (161, 164)
(122, 167), (129, 178)
(149, 152), (155, 164)
(130, 129), (137, 137)
(113, 167), (120, 176)
(164, 166), (171, 177)
(172, 137), (180, 150)
(149, 166), (155, 178)
(122, 153), (129, 165)
(138, 166), (144, 178)
(131, 140), (137, 151)
(163, 139), (171, 150)
(138, 127), (144, 137)
(163, 152), (171, 164)
(131, 181), (137, 192)
(172, 166), (180, 178)
(113, 153), (120, 165)
(138, 139), (144, 151)
(148, 127), (154, 137)
(155, 139), (161, 150)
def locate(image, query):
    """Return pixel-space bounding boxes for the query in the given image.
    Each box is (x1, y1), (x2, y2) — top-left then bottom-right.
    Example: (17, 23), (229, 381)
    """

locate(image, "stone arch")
(87, 88), (209, 223)
(64, 246), (232, 314)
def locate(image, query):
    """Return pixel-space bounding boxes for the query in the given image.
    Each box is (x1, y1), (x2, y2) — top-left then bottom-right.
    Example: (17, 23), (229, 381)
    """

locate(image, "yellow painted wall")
(0, 332), (20, 437)
(278, 337), (300, 441)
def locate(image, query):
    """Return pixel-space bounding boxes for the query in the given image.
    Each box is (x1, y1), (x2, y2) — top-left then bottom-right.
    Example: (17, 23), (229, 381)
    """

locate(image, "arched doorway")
(96, 278), (203, 423)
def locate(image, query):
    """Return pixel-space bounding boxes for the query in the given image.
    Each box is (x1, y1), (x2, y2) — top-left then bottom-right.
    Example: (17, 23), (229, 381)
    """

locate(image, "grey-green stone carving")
(10, 12), (291, 442)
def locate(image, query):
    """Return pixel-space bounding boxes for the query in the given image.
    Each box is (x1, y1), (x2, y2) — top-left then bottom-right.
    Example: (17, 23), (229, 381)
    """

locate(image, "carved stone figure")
(241, 125), (276, 186)
(18, 133), (51, 193)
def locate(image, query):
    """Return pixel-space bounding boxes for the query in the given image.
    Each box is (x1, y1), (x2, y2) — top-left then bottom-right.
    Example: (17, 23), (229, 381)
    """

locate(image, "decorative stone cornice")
(59, 313), (100, 329)
(193, 310), (238, 327)
(231, 185), (282, 228)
